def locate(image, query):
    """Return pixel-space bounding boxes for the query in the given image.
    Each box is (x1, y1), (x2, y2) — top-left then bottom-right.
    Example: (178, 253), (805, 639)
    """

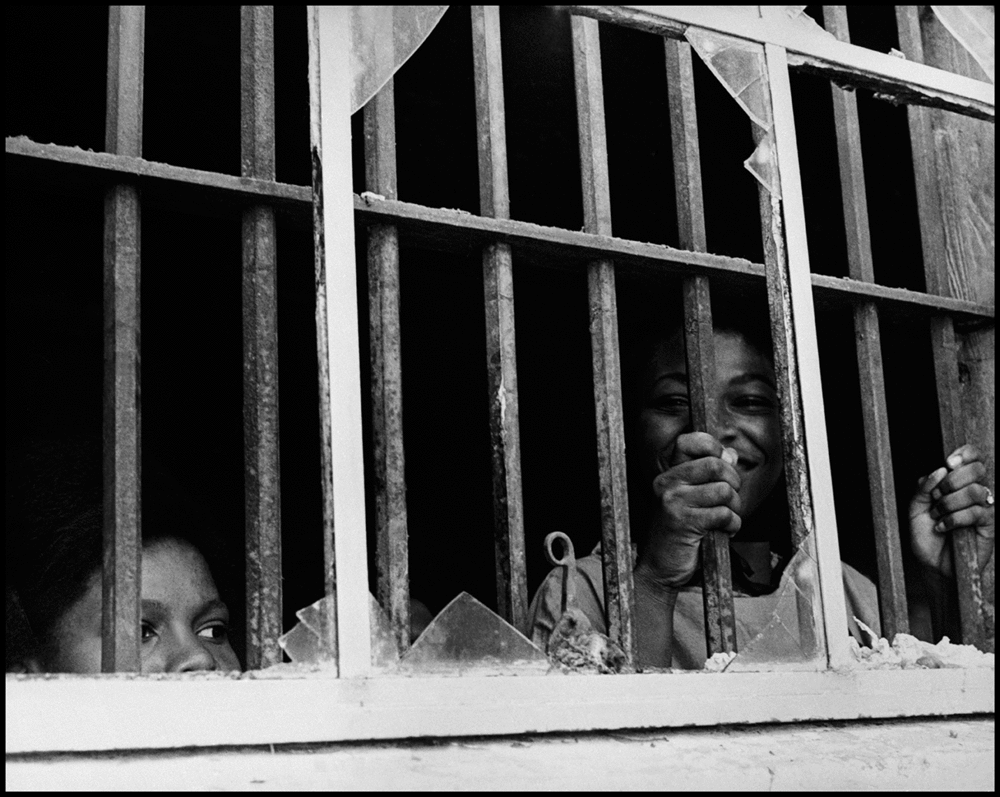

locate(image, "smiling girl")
(527, 305), (994, 669)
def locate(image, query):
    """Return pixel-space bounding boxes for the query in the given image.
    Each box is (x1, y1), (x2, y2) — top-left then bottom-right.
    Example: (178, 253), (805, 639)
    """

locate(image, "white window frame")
(6, 6), (994, 757)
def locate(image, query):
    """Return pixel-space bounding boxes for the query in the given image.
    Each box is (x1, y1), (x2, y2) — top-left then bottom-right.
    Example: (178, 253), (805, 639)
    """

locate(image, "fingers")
(655, 455), (741, 493)
(931, 460), (986, 502)
(931, 504), (993, 536)
(668, 432), (725, 465)
(692, 505), (742, 535)
(916, 466), (948, 499)
(930, 483), (995, 533)
(945, 444), (981, 471)
(685, 480), (742, 514)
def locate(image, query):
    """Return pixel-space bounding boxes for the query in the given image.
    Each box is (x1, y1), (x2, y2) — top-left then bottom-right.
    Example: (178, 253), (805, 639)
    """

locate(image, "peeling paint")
(497, 380), (507, 427)
(849, 619), (995, 669)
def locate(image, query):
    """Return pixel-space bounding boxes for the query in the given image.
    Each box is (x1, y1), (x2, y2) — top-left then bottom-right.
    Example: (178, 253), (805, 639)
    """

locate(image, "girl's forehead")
(646, 330), (773, 381)
(142, 538), (220, 601)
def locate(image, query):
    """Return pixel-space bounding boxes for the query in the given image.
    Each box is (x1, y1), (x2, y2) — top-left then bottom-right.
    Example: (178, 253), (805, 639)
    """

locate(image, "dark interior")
(7, 6), (948, 658)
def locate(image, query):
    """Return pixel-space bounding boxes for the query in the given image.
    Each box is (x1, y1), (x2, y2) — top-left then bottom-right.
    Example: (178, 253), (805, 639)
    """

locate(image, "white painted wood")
(7, 717), (993, 791)
(565, 6), (994, 117)
(311, 6), (372, 677)
(765, 42), (852, 670)
(6, 669), (993, 754)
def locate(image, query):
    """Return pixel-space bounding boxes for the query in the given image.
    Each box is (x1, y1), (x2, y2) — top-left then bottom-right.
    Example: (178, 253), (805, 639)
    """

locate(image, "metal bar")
(6, 130), (997, 317)
(665, 38), (736, 656)
(241, 6), (282, 670)
(571, 15), (637, 667)
(896, 7), (987, 650)
(312, 5), (373, 677)
(364, 77), (410, 653)
(102, 5), (145, 674)
(472, 5), (528, 630)
(823, 6), (908, 639)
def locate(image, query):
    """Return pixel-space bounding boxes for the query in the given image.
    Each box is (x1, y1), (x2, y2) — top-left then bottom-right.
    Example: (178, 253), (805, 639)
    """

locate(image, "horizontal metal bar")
(6, 136), (310, 207)
(353, 199), (995, 320)
(9, 139), (993, 326)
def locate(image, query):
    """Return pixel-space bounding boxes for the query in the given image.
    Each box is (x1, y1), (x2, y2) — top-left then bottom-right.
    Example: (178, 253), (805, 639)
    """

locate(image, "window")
(6, 6), (993, 755)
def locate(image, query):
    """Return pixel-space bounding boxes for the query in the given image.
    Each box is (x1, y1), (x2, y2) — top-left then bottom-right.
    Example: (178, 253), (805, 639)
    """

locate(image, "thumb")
(914, 466), (947, 505)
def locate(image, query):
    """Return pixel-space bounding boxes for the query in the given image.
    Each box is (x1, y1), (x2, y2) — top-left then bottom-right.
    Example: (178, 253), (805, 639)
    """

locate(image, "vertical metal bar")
(241, 6), (282, 670)
(313, 5), (373, 677)
(896, 7), (986, 649)
(764, 42), (850, 668)
(571, 15), (636, 667)
(665, 39), (736, 656)
(471, 5), (528, 630)
(307, 7), (338, 661)
(823, 6), (908, 639)
(102, 5), (145, 674)
(364, 76), (410, 653)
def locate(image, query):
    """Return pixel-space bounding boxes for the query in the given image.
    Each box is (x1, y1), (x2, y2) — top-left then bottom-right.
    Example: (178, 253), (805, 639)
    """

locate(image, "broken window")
(5, 3), (993, 732)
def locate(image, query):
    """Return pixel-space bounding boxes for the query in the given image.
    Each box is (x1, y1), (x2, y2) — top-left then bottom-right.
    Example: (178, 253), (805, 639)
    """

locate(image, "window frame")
(5, 5), (994, 757)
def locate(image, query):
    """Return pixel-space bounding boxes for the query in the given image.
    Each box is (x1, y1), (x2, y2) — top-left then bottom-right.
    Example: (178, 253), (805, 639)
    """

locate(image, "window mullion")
(762, 42), (850, 668)
(311, 6), (372, 676)
(102, 4), (145, 674)
(570, 15), (637, 667)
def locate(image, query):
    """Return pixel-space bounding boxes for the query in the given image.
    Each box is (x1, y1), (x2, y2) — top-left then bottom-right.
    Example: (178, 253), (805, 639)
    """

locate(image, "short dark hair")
(6, 437), (235, 670)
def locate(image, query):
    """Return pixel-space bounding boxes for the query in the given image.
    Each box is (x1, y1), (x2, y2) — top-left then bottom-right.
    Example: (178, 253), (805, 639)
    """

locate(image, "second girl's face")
(639, 329), (783, 521)
(46, 537), (240, 674)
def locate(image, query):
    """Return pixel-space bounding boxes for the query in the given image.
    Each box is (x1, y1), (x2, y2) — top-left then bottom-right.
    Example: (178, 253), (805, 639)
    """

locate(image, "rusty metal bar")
(102, 5), (145, 674)
(823, 6), (908, 639)
(471, 5), (528, 630)
(752, 125), (814, 557)
(241, 6), (282, 669)
(752, 103), (818, 659)
(571, 15), (637, 667)
(665, 38), (736, 656)
(896, 7), (986, 649)
(364, 79), (410, 653)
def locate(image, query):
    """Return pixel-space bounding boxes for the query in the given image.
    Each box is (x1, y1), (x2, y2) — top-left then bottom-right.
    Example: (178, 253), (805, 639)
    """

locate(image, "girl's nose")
(166, 633), (218, 673)
(717, 405), (739, 445)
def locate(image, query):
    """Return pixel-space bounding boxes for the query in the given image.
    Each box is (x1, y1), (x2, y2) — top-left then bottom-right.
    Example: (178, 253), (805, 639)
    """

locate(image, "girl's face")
(45, 538), (240, 673)
(639, 329), (783, 522)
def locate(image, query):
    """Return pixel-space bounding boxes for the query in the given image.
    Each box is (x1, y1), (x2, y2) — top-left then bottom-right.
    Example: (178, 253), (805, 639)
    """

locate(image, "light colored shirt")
(527, 545), (882, 669)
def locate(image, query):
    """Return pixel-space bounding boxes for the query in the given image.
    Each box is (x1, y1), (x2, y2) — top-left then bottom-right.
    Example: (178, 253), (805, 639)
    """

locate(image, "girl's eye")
(197, 624), (229, 642)
(140, 622), (157, 642)
(654, 395), (690, 412)
(733, 395), (775, 412)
